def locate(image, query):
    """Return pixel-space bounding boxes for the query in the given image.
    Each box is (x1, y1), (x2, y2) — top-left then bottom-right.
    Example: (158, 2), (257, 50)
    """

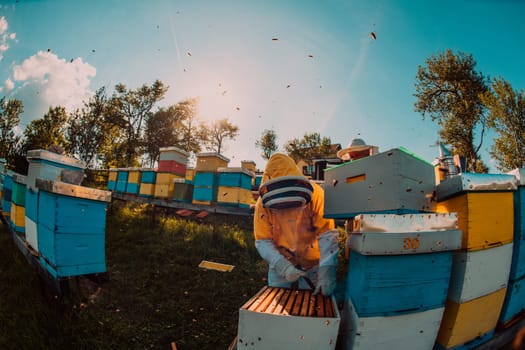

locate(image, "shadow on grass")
(0, 200), (268, 350)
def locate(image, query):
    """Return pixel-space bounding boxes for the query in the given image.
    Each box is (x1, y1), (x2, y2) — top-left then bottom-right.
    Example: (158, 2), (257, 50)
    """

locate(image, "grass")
(0, 200), (271, 350)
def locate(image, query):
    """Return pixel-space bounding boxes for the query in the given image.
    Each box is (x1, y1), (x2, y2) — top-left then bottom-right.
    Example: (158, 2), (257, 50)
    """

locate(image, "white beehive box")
(26, 149), (86, 191)
(448, 242), (513, 303)
(339, 297), (444, 350)
(236, 286), (340, 350)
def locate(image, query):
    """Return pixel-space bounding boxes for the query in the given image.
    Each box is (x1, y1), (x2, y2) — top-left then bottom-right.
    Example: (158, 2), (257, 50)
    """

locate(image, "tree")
(107, 80), (168, 166)
(480, 77), (525, 171)
(201, 118), (239, 154)
(144, 98), (199, 166)
(66, 87), (110, 167)
(284, 132), (332, 164)
(414, 49), (490, 172)
(23, 106), (68, 154)
(0, 97), (23, 167)
(255, 129), (278, 160)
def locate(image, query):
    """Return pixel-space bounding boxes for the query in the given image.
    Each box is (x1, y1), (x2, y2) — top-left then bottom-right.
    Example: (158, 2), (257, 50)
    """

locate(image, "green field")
(0, 200), (271, 350)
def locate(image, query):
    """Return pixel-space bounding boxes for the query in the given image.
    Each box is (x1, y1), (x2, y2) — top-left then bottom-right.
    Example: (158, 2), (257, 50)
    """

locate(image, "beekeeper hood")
(259, 153), (313, 209)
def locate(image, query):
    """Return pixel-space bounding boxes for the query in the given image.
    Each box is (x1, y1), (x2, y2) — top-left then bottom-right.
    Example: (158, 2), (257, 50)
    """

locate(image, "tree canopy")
(201, 118), (239, 154)
(414, 49), (489, 172)
(481, 77), (525, 171)
(0, 97), (23, 168)
(284, 132), (332, 164)
(255, 129), (278, 160)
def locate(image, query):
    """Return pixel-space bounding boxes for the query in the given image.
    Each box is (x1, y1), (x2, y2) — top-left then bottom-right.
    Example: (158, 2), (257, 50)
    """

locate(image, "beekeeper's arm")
(254, 203), (306, 282)
(310, 183), (339, 296)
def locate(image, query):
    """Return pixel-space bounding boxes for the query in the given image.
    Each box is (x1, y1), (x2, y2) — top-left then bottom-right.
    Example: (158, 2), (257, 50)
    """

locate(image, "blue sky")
(1, 0), (524, 171)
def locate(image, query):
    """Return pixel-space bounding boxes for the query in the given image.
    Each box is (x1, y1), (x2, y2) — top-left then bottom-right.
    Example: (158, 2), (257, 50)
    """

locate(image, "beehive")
(237, 286), (340, 350)
(507, 168), (525, 280)
(172, 178), (193, 202)
(35, 179), (111, 278)
(435, 173), (516, 250)
(139, 169), (156, 197)
(324, 148), (436, 219)
(241, 160), (257, 173)
(26, 149), (85, 191)
(195, 152), (229, 172)
(447, 243), (513, 303)
(10, 174), (26, 234)
(159, 146), (189, 163)
(107, 168), (118, 191)
(25, 188), (39, 251)
(192, 172), (218, 204)
(125, 168), (141, 194)
(435, 287), (506, 349)
(347, 213), (461, 316)
(216, 167), (254, 208)
(115, 169), (128, 193)
(339, 297), (445, 350)
(185, 167), (195, 182)
(154, 172), (182, 198)
(499, 275), (525, 326)
(1, 172), (13, 218)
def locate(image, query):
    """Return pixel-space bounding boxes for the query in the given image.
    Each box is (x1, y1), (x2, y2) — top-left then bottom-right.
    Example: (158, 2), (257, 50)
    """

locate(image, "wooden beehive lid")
(26, 149), (86, 169)
(36, 178), (112, 202)
(159, 146), (189, 157)
(507, 167), (525, 185)
(436, 172), (518, 201)
(217, 167), (254, 177)
(353, 213), (458, 233)
(196, 152), (230, 162)
(12, 173), (27, 184)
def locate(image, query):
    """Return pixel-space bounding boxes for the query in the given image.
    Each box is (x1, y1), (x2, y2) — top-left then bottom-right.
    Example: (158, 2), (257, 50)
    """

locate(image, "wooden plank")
(283, 289), (297, 315)
(291, 290), (304, 316)
(325, 296), (334, 318)
(273, 288), (291, 315)
(241, 286), (268, 310)
(266, 288), (285, 314)
(254, 287), (278, 313)
(316, 294), (325, 317)
(300, 291), (311, 316)
(247, 287), (273, 312)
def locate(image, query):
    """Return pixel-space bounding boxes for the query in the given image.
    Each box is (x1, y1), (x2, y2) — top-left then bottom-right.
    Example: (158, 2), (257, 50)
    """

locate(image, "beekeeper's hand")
(274, 258), (307, 282)
(314, 265), (336, 296)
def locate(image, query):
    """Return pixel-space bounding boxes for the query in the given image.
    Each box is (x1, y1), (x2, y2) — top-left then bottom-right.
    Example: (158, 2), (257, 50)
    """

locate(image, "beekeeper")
(253, 153), (339, 296)
(336, 138), (378, 162)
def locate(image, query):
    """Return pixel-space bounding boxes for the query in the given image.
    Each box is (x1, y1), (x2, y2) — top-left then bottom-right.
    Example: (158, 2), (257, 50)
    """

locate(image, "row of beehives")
(107, 148), (262, 209)
(236, 147), (525, 350)
(0, 150), (111, 280)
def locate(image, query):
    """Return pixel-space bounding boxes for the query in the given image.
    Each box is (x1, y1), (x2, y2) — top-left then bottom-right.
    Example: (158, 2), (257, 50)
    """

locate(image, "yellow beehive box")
(435, 192), (513, 250)
(127, 168), (141, 184)
(436, 287), (507, 349)
(108, 169), (118, 182)
(139, 183), (155, 197)
(195, 153), (229, 172)
(217, 186), (253, 207)
(192, 199), (212, 206)
(185, 167), (195, 182)
(156, 172), (182, 185)
(241, 160), (257, 173)
(10, 203), (25, 230)
(154, 183), (174, 198)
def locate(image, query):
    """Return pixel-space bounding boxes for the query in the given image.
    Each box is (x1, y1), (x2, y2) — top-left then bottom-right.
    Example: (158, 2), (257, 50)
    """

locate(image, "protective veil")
(254, 153), (339, 295)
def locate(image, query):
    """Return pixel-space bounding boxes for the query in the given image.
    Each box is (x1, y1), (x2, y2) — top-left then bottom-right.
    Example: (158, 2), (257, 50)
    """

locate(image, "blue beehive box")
(141, 169), (156, 184)
(346, 213), (461, 317)
(217, 167), (254, 190)
(507, 168), (525, 280)
(107, 168), (118, 191)
(115, 169), (128, 193)
(35, 178), (111, 278)
(499, 274), (525, 325)
(1, 172), (13, 218)
(193, 172), (218, 203)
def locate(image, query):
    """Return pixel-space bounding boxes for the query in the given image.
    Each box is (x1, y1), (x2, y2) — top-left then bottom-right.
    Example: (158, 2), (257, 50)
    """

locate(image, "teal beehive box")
(35, 179), (111, 278)
(324, 148), (436, 219)
(346, 213), (461, 316)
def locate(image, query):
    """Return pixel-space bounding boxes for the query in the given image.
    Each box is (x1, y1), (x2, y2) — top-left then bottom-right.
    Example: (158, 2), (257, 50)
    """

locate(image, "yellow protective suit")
(254, 153), (336, 275)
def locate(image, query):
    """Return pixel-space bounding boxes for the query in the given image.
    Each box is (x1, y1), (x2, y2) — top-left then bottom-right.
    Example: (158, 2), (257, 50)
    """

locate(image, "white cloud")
(10, 51), (96, 126)
(0, 16), (15, 61)
(4, 77), (13, 91)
